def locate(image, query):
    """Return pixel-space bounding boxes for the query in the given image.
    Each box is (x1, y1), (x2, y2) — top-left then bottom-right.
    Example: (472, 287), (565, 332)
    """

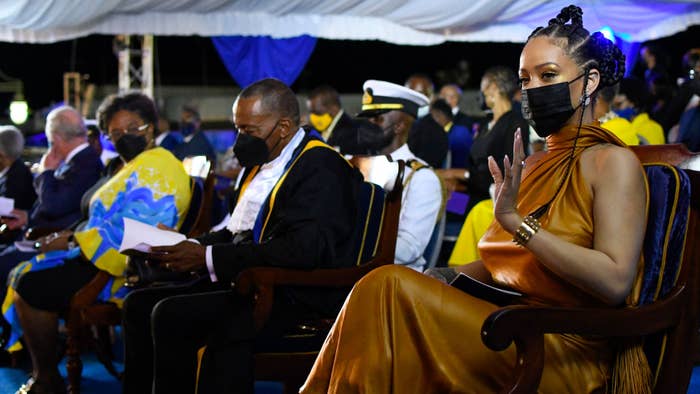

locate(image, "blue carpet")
(0, 355), (284, 393)
(5, 354), (700, 393)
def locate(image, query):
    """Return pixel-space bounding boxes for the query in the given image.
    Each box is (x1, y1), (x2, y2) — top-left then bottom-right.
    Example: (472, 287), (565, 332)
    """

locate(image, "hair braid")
(527, 5), (625, 91)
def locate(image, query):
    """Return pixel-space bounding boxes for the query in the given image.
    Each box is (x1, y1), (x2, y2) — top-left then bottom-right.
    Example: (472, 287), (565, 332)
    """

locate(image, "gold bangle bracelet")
(513, 215), (541, 246)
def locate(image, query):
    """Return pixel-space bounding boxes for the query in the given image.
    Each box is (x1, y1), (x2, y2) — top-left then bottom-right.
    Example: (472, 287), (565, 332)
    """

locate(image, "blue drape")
(212, 35), (317, 88)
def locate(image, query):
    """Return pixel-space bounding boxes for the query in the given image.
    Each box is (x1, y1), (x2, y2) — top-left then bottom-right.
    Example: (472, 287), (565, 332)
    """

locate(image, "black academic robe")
(197, 131), (365, 315)
(123, 131), (367, 393)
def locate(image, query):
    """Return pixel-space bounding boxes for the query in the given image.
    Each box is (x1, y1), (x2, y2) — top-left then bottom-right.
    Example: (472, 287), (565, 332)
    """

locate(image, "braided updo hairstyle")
(528, 5), (625, 93)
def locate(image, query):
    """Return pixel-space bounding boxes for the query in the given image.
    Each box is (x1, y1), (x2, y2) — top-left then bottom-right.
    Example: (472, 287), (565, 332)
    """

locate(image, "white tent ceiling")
(0, 0), (699, 44)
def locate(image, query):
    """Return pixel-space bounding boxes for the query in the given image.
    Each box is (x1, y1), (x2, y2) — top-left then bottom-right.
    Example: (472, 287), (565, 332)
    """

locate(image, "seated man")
(439, 83), (474, 129)
(0, 125), (36, 244)
(351, 79), (443, 272)
(306, 85), (357, 151)
(172, 104), (217, 164)
(122, 78), (366, 394)
(0, 106), (103, 283)
(4, 106), (103, 232)
(155, 114), (184, 153)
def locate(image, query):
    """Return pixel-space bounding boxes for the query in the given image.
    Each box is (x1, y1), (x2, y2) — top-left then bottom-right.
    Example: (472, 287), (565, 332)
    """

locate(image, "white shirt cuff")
(187, 238), (217, 282)
(205, 245), (218, 282)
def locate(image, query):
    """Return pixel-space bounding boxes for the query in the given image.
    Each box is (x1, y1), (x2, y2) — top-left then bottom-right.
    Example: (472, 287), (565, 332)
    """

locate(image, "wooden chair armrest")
(235, 264), (378, 294)
(480, 286), (686, 394)
(482, 286), (685, 351)
(234, 263), (383, 331)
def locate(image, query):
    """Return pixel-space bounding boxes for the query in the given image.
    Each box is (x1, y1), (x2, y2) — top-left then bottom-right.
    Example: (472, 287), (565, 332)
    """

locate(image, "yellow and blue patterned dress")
(2, 147), (191, 351)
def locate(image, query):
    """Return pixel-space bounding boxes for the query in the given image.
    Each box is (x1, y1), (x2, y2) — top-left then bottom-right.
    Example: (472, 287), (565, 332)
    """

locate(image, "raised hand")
(40, 148), (63, 171)
(488, 128), (526, 233)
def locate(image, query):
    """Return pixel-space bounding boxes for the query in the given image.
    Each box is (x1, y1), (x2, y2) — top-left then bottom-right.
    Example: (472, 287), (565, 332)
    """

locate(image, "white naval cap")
(357, 79), (430, 118)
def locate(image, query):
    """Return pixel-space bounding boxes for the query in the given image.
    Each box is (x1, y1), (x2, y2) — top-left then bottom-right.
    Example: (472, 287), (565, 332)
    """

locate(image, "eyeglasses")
(107, 123), (149, 140)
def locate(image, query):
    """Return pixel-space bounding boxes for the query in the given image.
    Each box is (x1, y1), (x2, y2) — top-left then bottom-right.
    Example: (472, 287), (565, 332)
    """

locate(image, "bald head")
(238, 78), (300, 128)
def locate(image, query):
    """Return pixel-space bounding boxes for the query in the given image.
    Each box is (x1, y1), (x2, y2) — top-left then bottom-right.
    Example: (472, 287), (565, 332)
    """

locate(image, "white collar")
(451, 107), (459, 116)
(65, 142), (89, 163)
(259, 128), (306, 170)
(328, 109), (344, 132)
(389, 143), (417, 162)
(155, 131), (170, 146)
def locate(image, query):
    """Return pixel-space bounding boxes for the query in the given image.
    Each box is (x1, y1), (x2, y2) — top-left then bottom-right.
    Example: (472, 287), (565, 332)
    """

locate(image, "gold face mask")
(310, 113), (333, 131)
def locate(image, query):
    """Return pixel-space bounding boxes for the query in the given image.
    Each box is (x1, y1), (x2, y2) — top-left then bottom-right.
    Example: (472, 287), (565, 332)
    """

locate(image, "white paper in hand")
(0, 197), (15, 217)
(119, 218), (186, 255)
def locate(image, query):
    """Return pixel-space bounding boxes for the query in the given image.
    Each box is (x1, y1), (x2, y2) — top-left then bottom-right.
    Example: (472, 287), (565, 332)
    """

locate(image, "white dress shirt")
(204, 128), (306, 281)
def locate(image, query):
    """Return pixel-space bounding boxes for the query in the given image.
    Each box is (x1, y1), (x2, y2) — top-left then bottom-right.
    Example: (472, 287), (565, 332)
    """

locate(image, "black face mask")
(233, 122), (279, 168)
(115, 133), (147, 162)
(521, 74), (585, 138)
(350, 120), (395, 155)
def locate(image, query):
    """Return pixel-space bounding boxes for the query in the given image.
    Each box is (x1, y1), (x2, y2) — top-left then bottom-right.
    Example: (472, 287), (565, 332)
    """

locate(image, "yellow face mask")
(310, 113), (333, 132)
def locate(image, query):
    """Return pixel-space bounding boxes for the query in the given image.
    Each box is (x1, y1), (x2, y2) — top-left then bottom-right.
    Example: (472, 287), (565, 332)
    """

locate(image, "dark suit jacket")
(172, 131), (217, 164)
(408, 115), (449, 168)
(31, 146), (103, 229)
(0, 159), (36, 210)
(158, 132), (183, 153)
(197, 131), (365, 315)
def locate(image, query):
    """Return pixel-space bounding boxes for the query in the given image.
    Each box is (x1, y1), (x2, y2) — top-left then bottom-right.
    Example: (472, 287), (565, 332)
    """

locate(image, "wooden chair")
(232, 160), (406, 394)
(480, 145), (700, 394)
(64, 159), (215, 394)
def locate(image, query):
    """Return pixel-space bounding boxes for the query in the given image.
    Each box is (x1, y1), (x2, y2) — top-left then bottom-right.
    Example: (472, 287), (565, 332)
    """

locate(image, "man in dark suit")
(121, 78), (365, 394)
(439, 83), (475, 130)
(4, 106), (102, 233)
(0, 107), (103, 285)
(156, 115), (183, 153)
(306, 85), (358, 151)
(0, 126), (36, 244)
(172, 104), (217, 164)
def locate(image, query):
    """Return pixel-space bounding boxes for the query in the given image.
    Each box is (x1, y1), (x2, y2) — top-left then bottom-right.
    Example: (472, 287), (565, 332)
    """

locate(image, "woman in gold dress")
(301, 5), (647, 393)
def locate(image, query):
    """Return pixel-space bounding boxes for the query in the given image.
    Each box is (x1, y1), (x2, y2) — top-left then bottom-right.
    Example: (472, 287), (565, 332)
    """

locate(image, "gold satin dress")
(301, 124), (635, 394)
